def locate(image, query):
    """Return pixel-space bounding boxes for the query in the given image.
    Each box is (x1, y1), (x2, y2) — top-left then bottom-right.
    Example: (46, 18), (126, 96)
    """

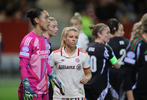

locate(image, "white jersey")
(76, 30), (89, 51)
(50, 47), (90, 98)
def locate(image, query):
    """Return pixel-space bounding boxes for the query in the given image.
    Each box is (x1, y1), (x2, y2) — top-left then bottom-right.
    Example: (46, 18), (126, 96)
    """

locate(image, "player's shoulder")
(105, 44), (113, 51)
(21, 32), (35, 45)
(78, 48), (87, 54)
(53, 49), (61, 54)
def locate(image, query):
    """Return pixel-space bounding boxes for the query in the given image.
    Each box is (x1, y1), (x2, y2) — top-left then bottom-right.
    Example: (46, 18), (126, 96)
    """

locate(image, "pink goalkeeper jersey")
(18, 31), (52, 94)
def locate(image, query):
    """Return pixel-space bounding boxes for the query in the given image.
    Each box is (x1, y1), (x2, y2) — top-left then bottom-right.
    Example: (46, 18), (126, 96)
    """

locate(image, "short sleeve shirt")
(50, 47), (90, 98)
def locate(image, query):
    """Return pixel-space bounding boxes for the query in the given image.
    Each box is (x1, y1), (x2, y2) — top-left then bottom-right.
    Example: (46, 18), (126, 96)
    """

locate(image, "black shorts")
(85, 88), (112, 100)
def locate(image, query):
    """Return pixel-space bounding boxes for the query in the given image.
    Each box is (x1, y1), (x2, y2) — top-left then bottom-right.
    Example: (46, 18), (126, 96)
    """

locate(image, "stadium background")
(0, 0), (146, 99)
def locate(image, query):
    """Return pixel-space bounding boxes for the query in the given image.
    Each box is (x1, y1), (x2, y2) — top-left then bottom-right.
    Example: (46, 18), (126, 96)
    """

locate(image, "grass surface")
(0, 77), (21, 100)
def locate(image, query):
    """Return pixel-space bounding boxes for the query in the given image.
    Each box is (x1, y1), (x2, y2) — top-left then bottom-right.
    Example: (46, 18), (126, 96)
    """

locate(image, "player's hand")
(22, 78), (38, 100)
(48, 71), (65, 95)
(80, 77), (88, 84)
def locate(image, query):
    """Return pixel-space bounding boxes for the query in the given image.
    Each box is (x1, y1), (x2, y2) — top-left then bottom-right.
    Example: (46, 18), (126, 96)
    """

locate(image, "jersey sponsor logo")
(24, 37), (32, 46)
(20, 52), (29, 57)
(76, 64), (81, 71)
(124, 57), (135, 65)
(145, 55), (147, 61)
(59, 65), (75, 69)
(22, 46), (29, 52)
(36, 50), (49, 55)
(127, 51), (135, 58)
(88, 47), (95, 52)
(61, 59), (65, 62)
(75, 58), (80, 63)
(119, 40), (124, 45)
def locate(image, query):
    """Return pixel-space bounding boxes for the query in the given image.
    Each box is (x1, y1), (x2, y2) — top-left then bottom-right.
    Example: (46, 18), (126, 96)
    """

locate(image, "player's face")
(117, 24), (124, 36)
(47, 20), (58, 37)
(70, 19), (82, 32)
(38, 11), (50, 31)
(64, 31), (78, 48)
(99, 27), (111, 42)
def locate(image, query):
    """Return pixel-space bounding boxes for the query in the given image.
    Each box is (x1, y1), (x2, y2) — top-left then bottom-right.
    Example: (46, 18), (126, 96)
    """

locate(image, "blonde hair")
(60, 27), (78, 48)
(49, 16), (57, 23)
(71, 12), (82, 24)
(130, 13), (147, 42)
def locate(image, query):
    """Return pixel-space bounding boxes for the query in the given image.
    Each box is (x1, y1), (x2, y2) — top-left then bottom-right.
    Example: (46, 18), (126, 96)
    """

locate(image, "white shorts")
(53, 97), (85, 100)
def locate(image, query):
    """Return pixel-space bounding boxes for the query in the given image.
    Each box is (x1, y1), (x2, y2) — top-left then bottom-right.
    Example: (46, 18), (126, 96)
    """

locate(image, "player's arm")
(126, 90), (134, 100)
(80, 54), (92, 84)
(111, 56), (120, 69)
(19, 37), (38, 100)
(48, 71), (65, 95)
(47, 52), (65, 95)
(106, 45), (120, 69)
(80, 68), (91, 84)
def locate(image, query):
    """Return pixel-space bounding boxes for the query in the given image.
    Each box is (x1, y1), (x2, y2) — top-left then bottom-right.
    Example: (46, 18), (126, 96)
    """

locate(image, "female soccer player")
(43, 16), (58, 100)
(124, 13), (147, 100)
(107, 18), (129, 99)
(49, 27), (92, 100)
(84, 23), (120, 100)
(18, 8), (64, 100)
(70, 12), (89, 51)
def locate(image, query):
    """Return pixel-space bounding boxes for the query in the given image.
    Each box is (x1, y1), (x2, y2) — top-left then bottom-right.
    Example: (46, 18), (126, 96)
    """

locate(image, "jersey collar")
(61, 47), (79, 57)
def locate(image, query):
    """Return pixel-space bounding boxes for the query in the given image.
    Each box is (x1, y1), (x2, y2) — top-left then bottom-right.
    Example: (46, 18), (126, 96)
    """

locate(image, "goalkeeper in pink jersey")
(18, 8), (65, 100)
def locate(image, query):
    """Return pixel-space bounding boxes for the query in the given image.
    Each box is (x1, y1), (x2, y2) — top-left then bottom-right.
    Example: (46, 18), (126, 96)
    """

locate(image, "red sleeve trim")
(83, 66), (90, 70)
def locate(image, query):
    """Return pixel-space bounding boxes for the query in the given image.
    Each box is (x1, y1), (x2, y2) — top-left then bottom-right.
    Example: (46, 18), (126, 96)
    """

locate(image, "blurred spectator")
(94, 0), (117, 21)
(0, 0), (38, 22)
(134, 0), (147, 20)
(115, 0), (137, 23)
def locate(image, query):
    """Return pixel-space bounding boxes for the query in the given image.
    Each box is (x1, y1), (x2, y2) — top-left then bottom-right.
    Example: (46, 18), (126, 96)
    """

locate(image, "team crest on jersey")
(75, 58), (80, 63)
(76, 64), (81, 71)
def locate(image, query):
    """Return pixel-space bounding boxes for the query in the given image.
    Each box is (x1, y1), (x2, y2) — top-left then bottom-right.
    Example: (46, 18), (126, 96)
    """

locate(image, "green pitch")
(0, 77), (20, 100)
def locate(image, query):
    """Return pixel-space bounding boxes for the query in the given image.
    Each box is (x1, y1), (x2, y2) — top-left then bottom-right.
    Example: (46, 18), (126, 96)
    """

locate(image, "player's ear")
(97, 32), (101, 38)
(34, 18), (39, 24)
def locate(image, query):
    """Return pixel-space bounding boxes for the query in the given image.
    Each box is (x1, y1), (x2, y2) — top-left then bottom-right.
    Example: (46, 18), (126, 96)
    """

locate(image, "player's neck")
(95, 39), (104, 44)
(33, 26), (44, 36)
(142, 33), (147, 41)
(43, 31), (51, 39)
(64, 46), (76, 56)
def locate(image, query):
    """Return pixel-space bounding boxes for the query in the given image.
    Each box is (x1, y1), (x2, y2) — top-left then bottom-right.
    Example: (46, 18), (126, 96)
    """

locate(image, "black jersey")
(85, 42), (117, 89)
(124, 35), (147, 94)
(108, 37), (129, 65)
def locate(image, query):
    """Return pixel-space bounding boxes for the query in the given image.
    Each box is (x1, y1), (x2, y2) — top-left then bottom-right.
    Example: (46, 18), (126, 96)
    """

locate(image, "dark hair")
(89, 23), (108, 38)
(107, 18), (119, 35)
(26, 8), (44, 26)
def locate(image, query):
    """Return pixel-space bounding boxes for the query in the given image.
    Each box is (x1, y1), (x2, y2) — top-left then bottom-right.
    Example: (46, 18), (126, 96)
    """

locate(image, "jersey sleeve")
(19, 37), (33, 59)
(123, 48), (137, 91)
(105, 45), (117, 65)
(49, 52), (55, 68)
(83, 54), (90, 69)
(19, 36), (34, 80)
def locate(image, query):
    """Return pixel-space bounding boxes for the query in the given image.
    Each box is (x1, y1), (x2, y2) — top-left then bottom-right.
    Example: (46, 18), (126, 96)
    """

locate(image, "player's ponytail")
(26, 8), (44, 26)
